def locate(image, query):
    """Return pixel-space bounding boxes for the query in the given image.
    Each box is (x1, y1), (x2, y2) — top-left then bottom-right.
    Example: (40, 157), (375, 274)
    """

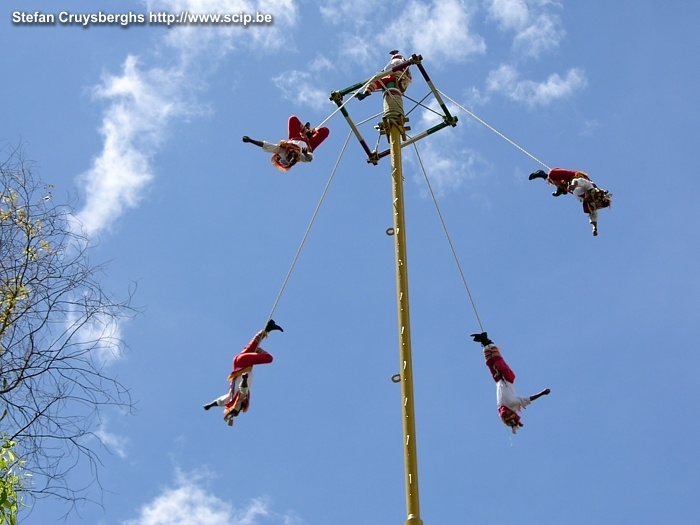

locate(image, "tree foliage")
(0, 143), (135, 514)
(0, 435), (25, 525)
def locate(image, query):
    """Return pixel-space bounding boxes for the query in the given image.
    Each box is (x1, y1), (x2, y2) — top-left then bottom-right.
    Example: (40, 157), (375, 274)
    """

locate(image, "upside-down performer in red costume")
(529, 167), (612, 236)
(204, 319), (283, 426)
(471, 331), (550, 434)
(243, 116), (330, 172)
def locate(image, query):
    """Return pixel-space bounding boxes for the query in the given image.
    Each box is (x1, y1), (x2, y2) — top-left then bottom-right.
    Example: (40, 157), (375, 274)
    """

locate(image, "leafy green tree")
(0, 435), (25, 525)
(0, 143), (135, 515)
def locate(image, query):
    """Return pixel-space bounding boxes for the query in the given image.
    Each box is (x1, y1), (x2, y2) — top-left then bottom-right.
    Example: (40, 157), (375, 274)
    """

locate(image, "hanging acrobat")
(471, 332), (550, 434)
(528, 167), (612, 236)
(242, 116), (330, 172)
(203, 319), (284, 426)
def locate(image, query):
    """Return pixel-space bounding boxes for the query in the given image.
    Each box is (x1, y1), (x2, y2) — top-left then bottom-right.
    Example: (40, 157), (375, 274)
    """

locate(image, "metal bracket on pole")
(329, 54), (457, 167)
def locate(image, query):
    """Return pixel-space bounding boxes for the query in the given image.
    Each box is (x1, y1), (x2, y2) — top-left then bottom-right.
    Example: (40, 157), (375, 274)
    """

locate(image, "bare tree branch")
(0, 142), (137, 516)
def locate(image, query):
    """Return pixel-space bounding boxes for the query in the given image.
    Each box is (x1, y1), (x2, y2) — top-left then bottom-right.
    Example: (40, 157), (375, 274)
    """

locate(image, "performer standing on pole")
(357, 50), (413, 123)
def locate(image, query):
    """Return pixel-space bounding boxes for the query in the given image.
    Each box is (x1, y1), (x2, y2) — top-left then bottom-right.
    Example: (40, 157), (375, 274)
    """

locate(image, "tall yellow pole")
(387, 111), (424, 525)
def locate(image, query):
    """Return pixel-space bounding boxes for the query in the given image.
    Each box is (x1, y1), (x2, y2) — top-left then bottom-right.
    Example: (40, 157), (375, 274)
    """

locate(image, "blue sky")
(2, 0), (699, 523)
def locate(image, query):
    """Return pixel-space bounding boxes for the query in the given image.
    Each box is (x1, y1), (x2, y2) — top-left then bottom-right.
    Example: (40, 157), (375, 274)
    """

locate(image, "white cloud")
(75, 57), (189, 236)
(122, 469), (304, 525)
(485, 0), (564, 58)
(95, 421), (129, 459)
(272, 70), (331, 111)
(76, 0), (297, 237)
(319, 0), (376, 26)
(486, 0), (530, 31)
(381, 0), (486, 63)
(460, 85), (491, 107)
(485, 64), (587, 107)
(308, 55), (334, 72)
(288, 1), (487, 113)
(485, 63), (519, 93)
(406, 137), (486, 197)
(318, 0), (486, 68)
(512, 12), (564, 58)
(272, 54), (345, 111)
(336, 33), (375, 66)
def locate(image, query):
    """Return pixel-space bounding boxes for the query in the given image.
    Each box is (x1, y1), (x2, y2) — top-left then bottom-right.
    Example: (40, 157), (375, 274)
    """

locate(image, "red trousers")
(483, 345), (516, 384)
(287, 115), (329, 152)
(232, 330), (273, 375)
(484, 345), (524, 430)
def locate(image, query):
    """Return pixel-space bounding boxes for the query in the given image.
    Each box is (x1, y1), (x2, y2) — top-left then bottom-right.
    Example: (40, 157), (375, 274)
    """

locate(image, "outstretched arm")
(242, 136), (264, 148)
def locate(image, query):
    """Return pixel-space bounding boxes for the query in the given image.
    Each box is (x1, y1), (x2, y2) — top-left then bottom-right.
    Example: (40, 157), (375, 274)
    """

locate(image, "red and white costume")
(359, 53), (413, 123)
(546, 168), (612, 225)
(208, 329), (274, 423)
(483, 344), (532, 433)
(261, 115), (330, 172)
(361, 53), (413, 99)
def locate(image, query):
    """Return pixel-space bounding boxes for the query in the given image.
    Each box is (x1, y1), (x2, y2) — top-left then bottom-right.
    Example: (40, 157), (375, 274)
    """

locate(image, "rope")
(411, 142), (485, 333)
(403, 92), (441, 119)
(266, 130), (352, 322)
(356, 111), (385, 127)
(315, 92), (360, 130)
(438, 89), (550, 171)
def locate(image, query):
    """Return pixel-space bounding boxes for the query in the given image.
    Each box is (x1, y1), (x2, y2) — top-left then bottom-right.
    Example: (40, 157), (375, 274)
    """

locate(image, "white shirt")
(570, 177), (595, 199)
(497, 379), (531, 412)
